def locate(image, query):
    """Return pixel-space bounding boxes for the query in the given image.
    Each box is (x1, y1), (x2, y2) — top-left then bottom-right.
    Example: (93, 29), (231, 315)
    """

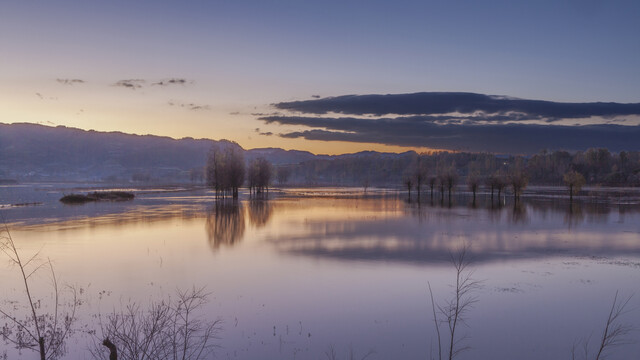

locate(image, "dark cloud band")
(263, 115), (640, 153)
(274, 92), (640, 120)
(260, 92), (640, 153)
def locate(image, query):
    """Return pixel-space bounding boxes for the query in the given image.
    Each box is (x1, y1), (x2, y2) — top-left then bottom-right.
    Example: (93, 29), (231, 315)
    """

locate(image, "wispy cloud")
(168, 100), (210, 111)
(254, 128), (273, 136)
(113, 78), (192, 90)
(152, 78), (190, 86)
(56, 78), (85, 85)
(35, 92), (57, 101)
(113, 79), (146, 89)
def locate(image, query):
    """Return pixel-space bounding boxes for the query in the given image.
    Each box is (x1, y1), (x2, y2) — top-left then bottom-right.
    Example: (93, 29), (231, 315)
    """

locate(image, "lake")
(1, 184), (640, 359)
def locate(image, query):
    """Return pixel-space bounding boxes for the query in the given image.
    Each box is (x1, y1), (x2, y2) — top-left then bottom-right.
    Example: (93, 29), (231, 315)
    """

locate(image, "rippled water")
(1, 184), (640, 359)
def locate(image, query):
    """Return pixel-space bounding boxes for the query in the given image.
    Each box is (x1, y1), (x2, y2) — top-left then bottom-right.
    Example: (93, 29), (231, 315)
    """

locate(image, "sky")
(1, 0), (640, 154)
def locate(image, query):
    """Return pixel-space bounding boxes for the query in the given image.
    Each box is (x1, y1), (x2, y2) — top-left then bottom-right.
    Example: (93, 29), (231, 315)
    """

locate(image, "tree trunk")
(569, 184), (573, 203)
(39, 337), (45, 360)
(103, 338), (118, 360)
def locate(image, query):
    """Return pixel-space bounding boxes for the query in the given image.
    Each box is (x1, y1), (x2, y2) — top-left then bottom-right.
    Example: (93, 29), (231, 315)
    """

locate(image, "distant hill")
(0, 123), (413, 184)
(3, 123), (638, 187)
(245, 147), (328, 165)
(0, 123), (239, 182)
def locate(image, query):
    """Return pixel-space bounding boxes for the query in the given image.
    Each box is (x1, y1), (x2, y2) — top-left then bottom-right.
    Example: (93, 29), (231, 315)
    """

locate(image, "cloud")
(113, 79), (145, 89)
(167, 100), (210, 111)
(113, 78), (192, 90)
(262, 115), (640, 153)
(152, 78), (190, 86)
(35, 92), (57, 101)
(259, 92), (640, 153)
(254, 128), (273, 136)
(273, 92), (640, 121)
(56, 78), (85, 85)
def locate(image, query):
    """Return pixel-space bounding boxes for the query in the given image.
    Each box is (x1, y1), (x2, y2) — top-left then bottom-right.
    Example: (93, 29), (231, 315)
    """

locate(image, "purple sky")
(1, 0), (639, 154)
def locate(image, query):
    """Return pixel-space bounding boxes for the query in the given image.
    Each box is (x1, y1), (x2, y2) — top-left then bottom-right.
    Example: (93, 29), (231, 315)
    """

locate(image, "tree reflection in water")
(248, 199), (274, 228)
(206, 201), (245, 251)
(509, 200), (529, 224)
(564, 202), (584, 229)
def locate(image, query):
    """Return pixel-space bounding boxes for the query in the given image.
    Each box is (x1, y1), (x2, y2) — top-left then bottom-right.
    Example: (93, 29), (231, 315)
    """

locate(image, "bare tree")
(403, 175), (413, 200)
(442, 166), (458, 202)
(572, 291), (634, 360)
(0, 221), (79, 360)
(428, 247), (481, 360)
(205, 145), (245, 199)
(466, 173), (480, 204)
(91, 287), (222, 360)
(428, 177), (437, 199)
(509, 172), (528, 201)
(248, 157), (273, 196)
(486, 173), (506, 202)
(413, 158), (428, 202)
(205, 145), (224, 197)
(224, 147), (245, 199)
(563, 170), (586, 203)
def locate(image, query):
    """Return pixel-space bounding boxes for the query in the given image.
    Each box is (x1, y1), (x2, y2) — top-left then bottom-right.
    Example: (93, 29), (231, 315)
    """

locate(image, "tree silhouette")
(563, 170), (586, 203)
(205, 145), (245, 199)
(467, 173), (480, 205)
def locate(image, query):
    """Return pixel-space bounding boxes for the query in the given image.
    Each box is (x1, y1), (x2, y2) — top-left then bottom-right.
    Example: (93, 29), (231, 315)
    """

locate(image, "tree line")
(274, 148), (639, 189)
(202, 145), (640, 199)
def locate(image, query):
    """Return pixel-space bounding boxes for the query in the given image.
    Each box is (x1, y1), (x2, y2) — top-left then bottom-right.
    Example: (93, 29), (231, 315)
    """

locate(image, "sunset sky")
(1, 0), (640, 154)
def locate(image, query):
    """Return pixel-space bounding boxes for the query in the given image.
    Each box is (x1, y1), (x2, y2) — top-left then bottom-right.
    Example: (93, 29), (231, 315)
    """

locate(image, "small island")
(59, 191), (135, 204)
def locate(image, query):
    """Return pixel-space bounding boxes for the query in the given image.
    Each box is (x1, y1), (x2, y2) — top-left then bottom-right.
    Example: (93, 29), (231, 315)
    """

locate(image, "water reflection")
(267, 195), (640, 265)
(206, 201), (245, 251)
(564, 202), (584, 229)
(509, 201), (528, 224)
(247, 199), (273, 228)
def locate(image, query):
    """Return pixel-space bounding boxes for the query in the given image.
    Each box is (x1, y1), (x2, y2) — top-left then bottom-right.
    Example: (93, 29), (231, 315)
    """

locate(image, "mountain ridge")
(0, 122), (414, 182)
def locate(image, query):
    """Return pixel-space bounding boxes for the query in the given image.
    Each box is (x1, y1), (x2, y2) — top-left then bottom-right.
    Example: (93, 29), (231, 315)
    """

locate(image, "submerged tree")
(442, 166), (458, 202)
(509, 172), (528, 201)
(0, 221), (80, 360)
(205, 144), (245, 199)
(413, 158), (428, 202)
(403, 174), (414, 200)
(563, 170), (586, 203)
(466, 173), (480, 204)
(248, 157), (273, 196)
(428, 176), (437, 199)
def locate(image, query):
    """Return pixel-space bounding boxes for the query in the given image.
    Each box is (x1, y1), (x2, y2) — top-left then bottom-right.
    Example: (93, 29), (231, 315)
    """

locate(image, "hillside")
(0, 123), (407, 184)
(0, 123), (234, 182)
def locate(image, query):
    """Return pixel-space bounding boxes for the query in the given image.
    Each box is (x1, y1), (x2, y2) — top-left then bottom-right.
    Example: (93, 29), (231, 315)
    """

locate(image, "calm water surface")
(1, 184), (640, 359)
